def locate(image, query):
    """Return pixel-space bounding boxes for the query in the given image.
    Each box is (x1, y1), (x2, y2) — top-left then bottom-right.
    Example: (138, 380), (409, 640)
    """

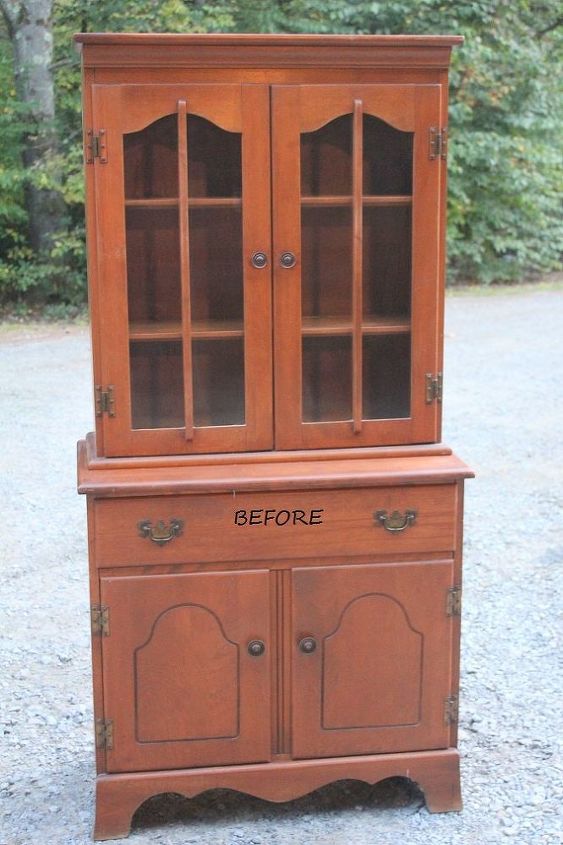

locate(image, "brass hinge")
(444, 695), (459, 725)
(425, 372), (443, 404)
(95, 719), (114, 750)
(446, 586), (462, 617)
(90, 605), (110, 637)
(429, 126), (448, 160)
(95, 385), (115, 417)
(85, 129), (107, 164)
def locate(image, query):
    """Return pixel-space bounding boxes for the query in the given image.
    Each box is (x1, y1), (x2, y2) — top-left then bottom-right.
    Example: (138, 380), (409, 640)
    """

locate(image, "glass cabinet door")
(91, 84), (272, 457)
(273, 84), (443, 450)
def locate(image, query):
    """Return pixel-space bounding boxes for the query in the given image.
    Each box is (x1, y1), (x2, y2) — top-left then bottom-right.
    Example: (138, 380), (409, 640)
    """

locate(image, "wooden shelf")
(125, 198), (179, 209)
(125, 197), (242, 209)
(189, 197), (242, 208)
(301, 195), (412, 207)
(302, 315), (411, 336)
(129, 320), (244, 341)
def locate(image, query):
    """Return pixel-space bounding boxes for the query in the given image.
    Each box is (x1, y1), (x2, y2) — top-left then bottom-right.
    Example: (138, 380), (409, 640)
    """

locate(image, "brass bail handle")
(374, 509), (417, 533)
(138, 518), (184, 546)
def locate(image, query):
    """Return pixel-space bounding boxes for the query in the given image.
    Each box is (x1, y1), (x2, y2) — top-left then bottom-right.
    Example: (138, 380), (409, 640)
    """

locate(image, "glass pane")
(186, 117), (245, 427)
(124, 114), (177, 199)
(188, 115), (241, 198)
(301, 206), (352, 322)
(123, 110), (245, 434)
(363, 115), (413, 195)
(130, 341), (184, 429)
(363, 335), (411, 419)
(189, 206), (243, 325)
(126, 206), (181, 325)
(363, 206), (411, 321)
(301, 115), (352, 196)
(303, 337), (352, 422)
(193, 339), (245, 427)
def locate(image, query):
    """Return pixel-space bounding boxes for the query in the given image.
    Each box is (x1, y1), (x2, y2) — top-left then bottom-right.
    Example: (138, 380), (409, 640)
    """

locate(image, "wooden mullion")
(177, 99), (195, 440)
(352, 98), (364, 434)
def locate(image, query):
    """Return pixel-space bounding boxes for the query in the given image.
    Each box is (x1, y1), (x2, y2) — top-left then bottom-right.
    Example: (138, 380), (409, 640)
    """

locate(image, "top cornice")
(74, 33), (464, 70)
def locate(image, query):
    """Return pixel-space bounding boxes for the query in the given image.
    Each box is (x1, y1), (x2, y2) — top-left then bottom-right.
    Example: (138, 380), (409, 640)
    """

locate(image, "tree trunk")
(1, 0), (65, 253)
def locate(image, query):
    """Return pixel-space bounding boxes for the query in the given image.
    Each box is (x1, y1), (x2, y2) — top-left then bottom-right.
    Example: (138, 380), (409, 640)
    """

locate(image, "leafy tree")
(0, 0), (561, 307)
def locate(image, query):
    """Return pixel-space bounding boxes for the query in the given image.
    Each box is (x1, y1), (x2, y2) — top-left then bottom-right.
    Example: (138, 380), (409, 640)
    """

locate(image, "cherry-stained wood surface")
(291, 561), (453, 758)
(93, 484), (458, 567)
(100, 570), (271, 772)
(91, 83), (272, 457)
(273, 83), (442, 449)
(93, 748), (462, 840)
(77, 438), (473, 497)
(76, 33), (468, 842)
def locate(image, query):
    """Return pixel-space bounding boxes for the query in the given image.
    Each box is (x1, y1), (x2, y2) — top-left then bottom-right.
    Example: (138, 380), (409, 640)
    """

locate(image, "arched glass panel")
(123, 113), (244, 431)
(300, 111), (413, 426)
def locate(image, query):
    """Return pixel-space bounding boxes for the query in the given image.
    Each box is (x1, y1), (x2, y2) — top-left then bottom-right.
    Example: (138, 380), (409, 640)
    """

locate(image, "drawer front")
(94, 484), (457, 567)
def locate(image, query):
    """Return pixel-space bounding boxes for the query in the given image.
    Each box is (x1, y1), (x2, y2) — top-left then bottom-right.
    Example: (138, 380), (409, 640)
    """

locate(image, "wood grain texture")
(93, 484), (458, 567)
(78, 36), (469, 842)
(92, 748), (462, 839)
(83, 430), (454, 469)
(101, 570), (271, 772)
(291, 562), (453, 758)
(78, 438), (473, 496)
(89, 84), (272, 457)
(75, 35), (463, 76)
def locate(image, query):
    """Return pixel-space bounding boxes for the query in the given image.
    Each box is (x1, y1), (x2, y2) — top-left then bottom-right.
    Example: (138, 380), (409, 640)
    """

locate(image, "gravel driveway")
(1, 287), (562, 845)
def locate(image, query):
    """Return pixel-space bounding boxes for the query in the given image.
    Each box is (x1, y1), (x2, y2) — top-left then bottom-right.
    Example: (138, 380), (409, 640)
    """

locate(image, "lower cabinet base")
(93, 748), (462, 840)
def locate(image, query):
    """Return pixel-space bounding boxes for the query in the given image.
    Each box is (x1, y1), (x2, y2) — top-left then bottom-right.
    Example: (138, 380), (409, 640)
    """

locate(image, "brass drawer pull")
(374, 509), (417, 532)
(138, 519), (184, 546)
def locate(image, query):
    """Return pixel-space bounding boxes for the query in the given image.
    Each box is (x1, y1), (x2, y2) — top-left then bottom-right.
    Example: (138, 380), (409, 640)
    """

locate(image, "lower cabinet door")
(100, 569), (271, 773)
(291, 561), (454, 759)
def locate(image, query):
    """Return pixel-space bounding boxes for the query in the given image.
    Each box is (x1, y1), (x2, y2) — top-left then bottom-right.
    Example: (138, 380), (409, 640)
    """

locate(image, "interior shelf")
(129, 320), (244, 341)
(301, 195), (412, 207)
(302, 315), (411, 336)
(125, 197), (242, 209)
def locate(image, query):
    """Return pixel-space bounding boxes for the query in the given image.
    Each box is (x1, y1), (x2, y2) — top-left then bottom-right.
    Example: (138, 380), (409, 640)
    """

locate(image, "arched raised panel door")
(291, 561), (453, 759)
(272, 84), (443, 449)
(90, 84), (272, 457)
(100, 570), (271, 773)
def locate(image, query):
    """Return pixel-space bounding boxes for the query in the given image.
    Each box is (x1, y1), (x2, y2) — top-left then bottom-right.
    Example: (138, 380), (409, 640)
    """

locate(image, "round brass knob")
(247, 640), (266, 657)
(298, 636), (317, 654)
(251, 252), (268, 269)
(280, 251), (296, 268)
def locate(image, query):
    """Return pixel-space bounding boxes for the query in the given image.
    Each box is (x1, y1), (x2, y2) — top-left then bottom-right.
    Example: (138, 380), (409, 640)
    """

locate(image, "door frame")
(91, 83), (273, 456)
(272, 83), (443, 450)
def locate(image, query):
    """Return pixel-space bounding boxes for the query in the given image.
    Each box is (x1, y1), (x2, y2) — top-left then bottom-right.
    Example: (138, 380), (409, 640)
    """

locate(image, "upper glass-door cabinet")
(91, 84), (272, 457)
(272, 84), (443, 450)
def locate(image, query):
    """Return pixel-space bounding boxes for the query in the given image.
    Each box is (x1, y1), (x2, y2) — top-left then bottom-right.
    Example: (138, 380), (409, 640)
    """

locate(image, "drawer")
(93, 484), (458, 567)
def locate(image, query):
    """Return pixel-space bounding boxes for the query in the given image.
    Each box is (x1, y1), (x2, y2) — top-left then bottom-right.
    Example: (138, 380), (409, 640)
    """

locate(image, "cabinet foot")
(93, 749), (461, 839)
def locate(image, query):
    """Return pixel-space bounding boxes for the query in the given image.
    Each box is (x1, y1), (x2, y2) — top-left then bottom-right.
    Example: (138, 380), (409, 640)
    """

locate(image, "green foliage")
(0, 0), (561, 306)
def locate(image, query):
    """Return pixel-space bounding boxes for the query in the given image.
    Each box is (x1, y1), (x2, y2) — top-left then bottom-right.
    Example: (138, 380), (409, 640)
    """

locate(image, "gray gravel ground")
(1, 287), (562, 845)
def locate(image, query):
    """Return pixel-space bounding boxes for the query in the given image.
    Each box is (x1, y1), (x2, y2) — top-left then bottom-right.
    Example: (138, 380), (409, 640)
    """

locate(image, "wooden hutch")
(75, 33), (472, 841)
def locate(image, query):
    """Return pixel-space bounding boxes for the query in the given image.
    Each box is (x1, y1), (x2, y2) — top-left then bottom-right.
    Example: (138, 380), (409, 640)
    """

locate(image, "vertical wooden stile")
(177, 99), (195, 440)
(352, 99), (364, 433)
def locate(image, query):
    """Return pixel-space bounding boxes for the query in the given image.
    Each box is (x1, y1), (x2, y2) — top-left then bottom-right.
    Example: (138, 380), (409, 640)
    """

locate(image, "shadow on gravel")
(132, 778), (425, 833)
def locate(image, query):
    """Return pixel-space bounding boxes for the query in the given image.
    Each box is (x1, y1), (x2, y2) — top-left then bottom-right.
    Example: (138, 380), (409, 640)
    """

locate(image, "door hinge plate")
(91, 605), (110, 637)
(425, 372), (443, 404)
(95, 719), (114, 750)
(429, 127), (447, 160)
(444, 695), (459, 725)
(95, 385), (115, 417)
(86, 129), (107, 164)
(446, 586), (462, 617)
